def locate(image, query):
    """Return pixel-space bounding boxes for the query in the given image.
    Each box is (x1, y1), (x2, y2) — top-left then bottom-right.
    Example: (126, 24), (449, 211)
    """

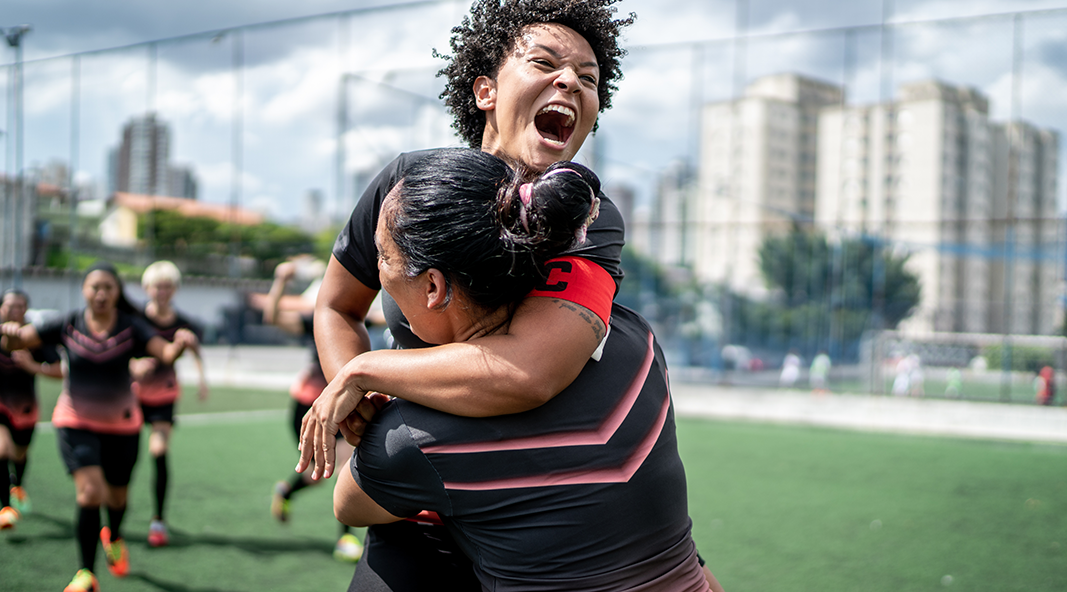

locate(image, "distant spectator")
(945, 367), (962, 398)
(779, 350), (801, 388)
(892, 356), (912, 396)
(1035, 366), (1055, 406)
(810, 351), (831, 393)
(907, 354), (925, 397)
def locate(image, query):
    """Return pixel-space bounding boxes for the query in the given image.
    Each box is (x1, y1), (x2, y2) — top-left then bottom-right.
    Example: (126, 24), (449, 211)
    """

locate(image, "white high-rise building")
(695, 74), (843, 297)
(816, 80), (1060, 335)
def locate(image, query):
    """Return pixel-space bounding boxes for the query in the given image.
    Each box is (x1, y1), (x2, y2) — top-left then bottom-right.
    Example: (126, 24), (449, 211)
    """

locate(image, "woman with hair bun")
(301, 150), (722, 591)
(1, 262), (195, 592)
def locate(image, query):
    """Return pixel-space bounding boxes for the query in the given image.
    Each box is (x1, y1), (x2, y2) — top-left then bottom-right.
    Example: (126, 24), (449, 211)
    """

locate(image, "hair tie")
(519, 183), (533, 205)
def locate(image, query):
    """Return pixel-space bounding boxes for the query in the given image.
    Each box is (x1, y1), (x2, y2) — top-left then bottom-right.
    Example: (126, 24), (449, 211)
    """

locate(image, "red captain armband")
(526, 256), (613, 327)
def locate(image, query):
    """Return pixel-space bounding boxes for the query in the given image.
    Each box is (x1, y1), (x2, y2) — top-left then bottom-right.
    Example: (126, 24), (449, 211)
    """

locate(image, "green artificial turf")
(680, 418), (1067, 592)
(5, 388), (1066, 591)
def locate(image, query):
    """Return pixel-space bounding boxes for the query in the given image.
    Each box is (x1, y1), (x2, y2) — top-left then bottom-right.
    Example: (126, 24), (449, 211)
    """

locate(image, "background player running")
(130, 260), (208, 548)
(0, 289), (63, 530)
(2, 262), (196, 592)
(257, 258), (363, 563)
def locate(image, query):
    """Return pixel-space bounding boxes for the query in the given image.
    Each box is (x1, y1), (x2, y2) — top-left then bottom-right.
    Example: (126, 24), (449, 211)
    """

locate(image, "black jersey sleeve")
(34, 311), (76, 347)
(352, 401), (451, 519)
(332, 153), (410, 291)
(174, 311), (205, 341)
(129, 313), (157, 358)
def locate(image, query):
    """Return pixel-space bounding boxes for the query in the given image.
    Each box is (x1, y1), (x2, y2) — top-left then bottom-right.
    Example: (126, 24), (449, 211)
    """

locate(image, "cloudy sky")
(4, 0), (1067, 222)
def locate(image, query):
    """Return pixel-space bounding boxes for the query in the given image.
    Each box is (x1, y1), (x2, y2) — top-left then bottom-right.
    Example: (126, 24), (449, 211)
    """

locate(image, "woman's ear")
(424, 269), (450, 310)
(474, 75), (496, 112)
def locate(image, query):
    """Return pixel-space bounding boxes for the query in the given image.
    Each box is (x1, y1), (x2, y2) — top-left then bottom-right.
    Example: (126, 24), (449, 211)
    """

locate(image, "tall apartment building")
(816, 80), (1060, 335)
(109, 114), (197, 199)
(694, 74), (843, 297)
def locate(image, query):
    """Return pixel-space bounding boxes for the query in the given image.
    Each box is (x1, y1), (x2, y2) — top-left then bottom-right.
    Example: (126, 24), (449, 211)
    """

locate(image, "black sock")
(339, 522), (351, 537)
(0, 464), (9, 507)
(107, 506), (126, 541)
(78, 506), (101, 571)
(284, 473), (311, 500)
(12, 458), (26, 487)
(154, 453), (168, 520)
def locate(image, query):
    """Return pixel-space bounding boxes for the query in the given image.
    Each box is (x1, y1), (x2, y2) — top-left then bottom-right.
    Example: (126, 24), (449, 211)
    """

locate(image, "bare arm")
(145, 331), (190, 366)
(263, 262), (308, 336)
(314, 256), (378, 381)
(316, 256), (603, 416)
(333, 457), (405, 527)
(1, 322), (41, 352)
(11, 349), (63, 379)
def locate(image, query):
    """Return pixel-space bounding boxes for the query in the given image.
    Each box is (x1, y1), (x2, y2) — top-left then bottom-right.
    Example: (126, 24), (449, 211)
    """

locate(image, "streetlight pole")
(3, 24), (30, 288)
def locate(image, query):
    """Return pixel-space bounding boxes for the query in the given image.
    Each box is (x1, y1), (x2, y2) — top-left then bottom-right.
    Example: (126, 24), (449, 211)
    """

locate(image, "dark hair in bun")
(383, 149), (600, 312)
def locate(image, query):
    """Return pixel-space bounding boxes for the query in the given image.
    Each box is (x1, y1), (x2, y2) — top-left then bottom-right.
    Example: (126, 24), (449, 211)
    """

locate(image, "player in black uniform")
(1, 262), (196, 592)
(310, 149), (719, 591)
(0, 289), (63, 530)
(131, 261), (208, 547)
(312, 3), (633, 586)
(260, 259), (362, 563)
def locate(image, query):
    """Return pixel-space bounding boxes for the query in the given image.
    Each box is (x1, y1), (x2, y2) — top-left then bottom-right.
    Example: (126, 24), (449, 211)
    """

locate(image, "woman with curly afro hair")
(308, 1), (721, 590)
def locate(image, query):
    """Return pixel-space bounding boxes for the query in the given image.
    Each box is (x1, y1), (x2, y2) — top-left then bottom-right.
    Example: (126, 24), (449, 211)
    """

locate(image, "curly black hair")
(436, 0), (635, 149)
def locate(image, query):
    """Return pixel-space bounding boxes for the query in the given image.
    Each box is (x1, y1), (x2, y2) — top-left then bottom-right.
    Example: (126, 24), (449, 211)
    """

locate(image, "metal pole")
(145, 42), (157, 264)
(335, 16), (350, 220)
(229, 30), (244, 278)
(69, 54), (80, 307)
(5, 26), (30, 287)
(1001, 14), (1024, 401)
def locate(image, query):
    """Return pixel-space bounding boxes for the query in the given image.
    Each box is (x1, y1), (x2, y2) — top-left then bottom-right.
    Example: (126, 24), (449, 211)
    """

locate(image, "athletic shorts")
(348, 521), (479, 592)
(141, 402), (176, 425)
(57, 428), (141, 486)
(0, 412), (35, 447)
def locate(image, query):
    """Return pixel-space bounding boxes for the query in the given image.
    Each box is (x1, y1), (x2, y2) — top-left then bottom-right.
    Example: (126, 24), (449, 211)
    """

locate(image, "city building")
(109, 113), (198, 199)
(816, 79), (1061, 335)
(694, 74), (843, 298)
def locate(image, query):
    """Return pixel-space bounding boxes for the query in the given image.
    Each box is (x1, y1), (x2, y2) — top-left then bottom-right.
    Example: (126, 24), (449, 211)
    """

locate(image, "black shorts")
(0, 413), (34, 447)
(348, 521), (479, 592)
(57, 428), (141, 486)
(292, 401), (312, 442)
(141, 402), (176, 425)
(292, 400), (341, 442)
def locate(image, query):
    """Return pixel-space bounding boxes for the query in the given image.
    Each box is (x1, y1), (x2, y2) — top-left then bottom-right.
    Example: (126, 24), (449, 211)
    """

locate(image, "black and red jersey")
(133, 308), (202, 406)
(0, 338), (59, 429)
(351, 304), (706, 591)
(37, 309), (156, 435)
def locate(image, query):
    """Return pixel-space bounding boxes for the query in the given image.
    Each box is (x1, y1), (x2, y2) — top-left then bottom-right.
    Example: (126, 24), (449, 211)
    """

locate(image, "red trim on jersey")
(51, 392), (144, 435)
(289, 367), (327, 405)
(526, 256), (613, 327)
(423, 331), (655, 455)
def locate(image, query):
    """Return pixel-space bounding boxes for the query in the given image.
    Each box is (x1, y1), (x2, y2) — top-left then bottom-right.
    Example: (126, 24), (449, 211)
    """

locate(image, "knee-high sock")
(12, 458), (27, 487)
(77, 506), (101, 571)
(153, 453), (168, 520)
(285, 472), (311, 500)
(107, 506), (126, 541)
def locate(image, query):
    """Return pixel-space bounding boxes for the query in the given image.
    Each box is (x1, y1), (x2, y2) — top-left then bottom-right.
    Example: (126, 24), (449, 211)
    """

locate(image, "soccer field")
(4, 384), (1066, 591)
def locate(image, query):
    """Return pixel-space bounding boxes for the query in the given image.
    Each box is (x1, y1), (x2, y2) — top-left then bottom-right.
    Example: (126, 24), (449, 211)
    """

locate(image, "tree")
(758, 228), (921, 329)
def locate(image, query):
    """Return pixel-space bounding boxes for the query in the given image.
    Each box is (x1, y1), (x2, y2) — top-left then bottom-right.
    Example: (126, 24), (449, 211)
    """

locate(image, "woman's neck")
(146, 300), (174, 323)
(85, 307), (117, 334)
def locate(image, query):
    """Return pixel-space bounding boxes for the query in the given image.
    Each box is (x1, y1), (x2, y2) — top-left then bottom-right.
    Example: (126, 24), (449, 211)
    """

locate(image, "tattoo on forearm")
(555, 300), (605, 341)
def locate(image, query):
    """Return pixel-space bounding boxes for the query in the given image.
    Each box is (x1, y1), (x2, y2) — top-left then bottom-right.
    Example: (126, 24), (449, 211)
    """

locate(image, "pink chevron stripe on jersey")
(441, 384), (671, 491)
(421, 330), (656, 455)
(63, 327), (134, 363)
